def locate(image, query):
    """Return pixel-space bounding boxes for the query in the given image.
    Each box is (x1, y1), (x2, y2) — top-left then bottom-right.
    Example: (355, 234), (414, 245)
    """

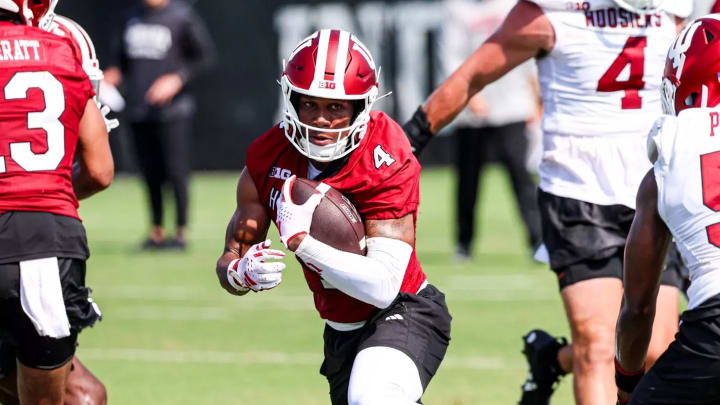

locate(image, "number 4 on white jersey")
(373, 145), (395, 169)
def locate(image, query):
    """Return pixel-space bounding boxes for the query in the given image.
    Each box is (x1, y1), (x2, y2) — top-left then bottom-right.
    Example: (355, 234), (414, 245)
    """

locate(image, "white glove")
(227, 240), (286, 292)
(98, 102), (120, 133)
(276, 175), (328, 248)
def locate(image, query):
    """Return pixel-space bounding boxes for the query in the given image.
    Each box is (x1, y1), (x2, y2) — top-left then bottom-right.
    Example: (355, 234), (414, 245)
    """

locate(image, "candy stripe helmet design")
(280, 29), (379, 162)
(27, 0), (57, 29)
(612, 0), (664, 14)
(0, 0), (57, 25)
(661, 15), (720, 116)
(48, 15), (103, 93)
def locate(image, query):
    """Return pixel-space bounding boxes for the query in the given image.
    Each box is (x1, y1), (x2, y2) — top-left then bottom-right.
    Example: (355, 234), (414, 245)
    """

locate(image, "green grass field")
(75, 166), (575, 404)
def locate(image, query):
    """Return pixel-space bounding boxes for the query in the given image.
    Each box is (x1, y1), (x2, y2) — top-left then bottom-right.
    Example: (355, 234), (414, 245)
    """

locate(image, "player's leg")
(646, 285), (679, 368)
(17, 361), (71, 405)
(0, 356), (106, 405)
(497, 121), (542, 250)
(455, 126), (486, 258)
(521, 192), (630, 405)
(131, 121), (167, 247)
(347, 347), (422, 405)
(350, 284), (451, 405)
(158, 117), (192, 247)
(561, 276), (623, 405)
(64, 357), (107, 405)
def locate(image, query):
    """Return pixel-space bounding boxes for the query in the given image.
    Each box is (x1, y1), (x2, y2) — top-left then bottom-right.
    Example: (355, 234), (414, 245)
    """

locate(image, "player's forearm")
(615, 300), (654, 372)
(424, 68), (478, 134)
(72, 162), (111, 200)
(295, 236), (412, 308)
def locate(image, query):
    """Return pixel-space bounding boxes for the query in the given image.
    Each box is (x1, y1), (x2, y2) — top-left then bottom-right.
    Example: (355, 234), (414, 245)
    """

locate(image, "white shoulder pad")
(646, 115), (678, 164)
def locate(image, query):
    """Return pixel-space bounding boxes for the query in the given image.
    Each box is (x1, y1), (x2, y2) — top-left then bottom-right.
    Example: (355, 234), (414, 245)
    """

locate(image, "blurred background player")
(104, 0), (216, 250)
(402, 0), (690, 404)
(615, 15), (720, 404)
(0, 0), (113, 403)
(440, 0), (542, 260)
(215, 29), (451, 405)
(0, 2), (116, 404)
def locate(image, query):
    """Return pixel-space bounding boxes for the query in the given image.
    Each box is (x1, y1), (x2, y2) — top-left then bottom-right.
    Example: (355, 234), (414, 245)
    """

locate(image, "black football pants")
(455, 122), (542, 252)
(131, 118), (191, 228)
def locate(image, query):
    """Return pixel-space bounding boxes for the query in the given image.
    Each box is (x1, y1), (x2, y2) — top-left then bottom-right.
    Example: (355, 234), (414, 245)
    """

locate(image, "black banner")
(58, 0), (454, 170)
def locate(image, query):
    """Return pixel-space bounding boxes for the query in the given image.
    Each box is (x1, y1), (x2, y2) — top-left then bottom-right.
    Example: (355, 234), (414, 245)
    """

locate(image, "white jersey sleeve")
(654, 107), (720, 310)
(536, 6), (678, 207)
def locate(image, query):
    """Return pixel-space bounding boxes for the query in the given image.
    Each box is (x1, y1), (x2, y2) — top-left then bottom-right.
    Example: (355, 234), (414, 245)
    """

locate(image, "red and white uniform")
(246, 111), (426, 323)
(532, 2), (680, 208)
(650, 108), (720, 310)
(0, 22), (94, 220)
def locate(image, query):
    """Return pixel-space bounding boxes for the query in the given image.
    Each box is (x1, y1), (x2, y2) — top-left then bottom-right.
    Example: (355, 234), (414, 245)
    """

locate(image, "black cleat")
(519, 329), (568, 405)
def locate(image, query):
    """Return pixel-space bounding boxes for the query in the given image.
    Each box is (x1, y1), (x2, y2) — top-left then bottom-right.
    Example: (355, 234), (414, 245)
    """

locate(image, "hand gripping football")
(290, 178), (366, 255)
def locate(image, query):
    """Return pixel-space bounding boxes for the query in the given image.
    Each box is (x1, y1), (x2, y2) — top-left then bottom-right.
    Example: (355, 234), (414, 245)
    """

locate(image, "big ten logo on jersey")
(373, 145), (395, 169)
(269, 187), (282, 211)
(711, 112), (719, 137)
(270, 166), (292, 180)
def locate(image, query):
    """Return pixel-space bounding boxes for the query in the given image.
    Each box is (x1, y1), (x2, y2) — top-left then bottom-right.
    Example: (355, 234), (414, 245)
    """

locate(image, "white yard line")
(77, 348), (523, 370)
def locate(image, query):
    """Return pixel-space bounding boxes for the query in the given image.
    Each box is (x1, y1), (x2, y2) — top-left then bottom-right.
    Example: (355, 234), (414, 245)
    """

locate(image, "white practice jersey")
(650, 108), (720, 310)
(536, 5), (679, 208)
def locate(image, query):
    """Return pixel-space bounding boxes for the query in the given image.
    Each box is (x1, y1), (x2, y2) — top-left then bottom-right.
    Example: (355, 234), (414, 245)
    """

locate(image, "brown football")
(290, 178), (366, 255)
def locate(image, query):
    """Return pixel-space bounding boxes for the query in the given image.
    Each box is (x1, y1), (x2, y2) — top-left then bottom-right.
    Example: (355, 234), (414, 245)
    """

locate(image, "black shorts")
(538, 190), (685, 290)
(630, 294), (720, 405)
(320, 284), (452, 405)
(0, 258), (100, 370)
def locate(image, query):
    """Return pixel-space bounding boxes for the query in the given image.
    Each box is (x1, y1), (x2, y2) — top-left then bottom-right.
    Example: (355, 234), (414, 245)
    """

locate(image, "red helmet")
(280, 29), (379, 162)
(662, 16), (720, 115)
(0, 0), (57, 26)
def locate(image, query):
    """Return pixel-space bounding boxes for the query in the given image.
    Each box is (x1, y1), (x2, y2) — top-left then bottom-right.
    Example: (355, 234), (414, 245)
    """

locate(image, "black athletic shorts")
(538, 190), (685, 290)
(630, 294), (720, 405)
(320, 284), (452, 405)
(0, 258), (100, 370)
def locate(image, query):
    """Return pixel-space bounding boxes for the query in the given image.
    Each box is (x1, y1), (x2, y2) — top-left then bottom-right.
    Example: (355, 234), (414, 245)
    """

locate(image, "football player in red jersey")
(216, 29), (451, 405)
(0, 0), (113, 404)
(0, 3), (111, 405)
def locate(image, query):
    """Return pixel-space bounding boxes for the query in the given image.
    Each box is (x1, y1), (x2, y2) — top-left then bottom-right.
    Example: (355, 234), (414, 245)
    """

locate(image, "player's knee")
(572, 325), (615, 367)
(348, 383), (413, 405)
(66, 375), (107, 405)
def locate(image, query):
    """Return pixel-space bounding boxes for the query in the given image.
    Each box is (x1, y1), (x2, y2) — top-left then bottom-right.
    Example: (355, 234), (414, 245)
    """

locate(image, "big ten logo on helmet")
(319, 81), (336, 89)
(273, 2), (445, 122)
(270, 166), (292, 180)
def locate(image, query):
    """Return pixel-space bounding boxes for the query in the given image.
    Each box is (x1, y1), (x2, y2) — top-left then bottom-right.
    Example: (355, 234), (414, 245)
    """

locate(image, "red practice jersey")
(0, 22), (94, 219)
(247, 111), (427, 323)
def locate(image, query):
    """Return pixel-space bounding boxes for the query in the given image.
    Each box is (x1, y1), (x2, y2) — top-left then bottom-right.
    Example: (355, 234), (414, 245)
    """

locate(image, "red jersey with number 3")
(246, 111), (426, 323)
(0, 22), (94, 220)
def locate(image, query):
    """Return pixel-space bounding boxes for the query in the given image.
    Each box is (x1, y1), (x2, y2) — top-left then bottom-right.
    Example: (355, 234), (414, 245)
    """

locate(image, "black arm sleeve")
(177, 8), (217, 83)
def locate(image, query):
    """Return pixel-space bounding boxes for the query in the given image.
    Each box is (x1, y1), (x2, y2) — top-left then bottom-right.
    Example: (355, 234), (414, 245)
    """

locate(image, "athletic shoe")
(519, 329), (568, 405)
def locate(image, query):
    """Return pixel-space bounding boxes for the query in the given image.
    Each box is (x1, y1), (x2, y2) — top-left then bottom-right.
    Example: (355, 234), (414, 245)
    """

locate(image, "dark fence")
(58, 0), (455, 171)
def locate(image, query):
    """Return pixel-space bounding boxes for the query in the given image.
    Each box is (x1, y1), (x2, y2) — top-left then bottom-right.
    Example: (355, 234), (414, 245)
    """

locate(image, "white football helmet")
(612, 0), (664, 14)
(279, 29), (379, 162)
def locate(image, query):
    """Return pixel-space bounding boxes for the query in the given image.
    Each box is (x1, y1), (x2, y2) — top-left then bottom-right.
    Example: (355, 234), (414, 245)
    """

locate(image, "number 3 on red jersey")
(0, 71), (66, 173)
(597, 36), (647, 110)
